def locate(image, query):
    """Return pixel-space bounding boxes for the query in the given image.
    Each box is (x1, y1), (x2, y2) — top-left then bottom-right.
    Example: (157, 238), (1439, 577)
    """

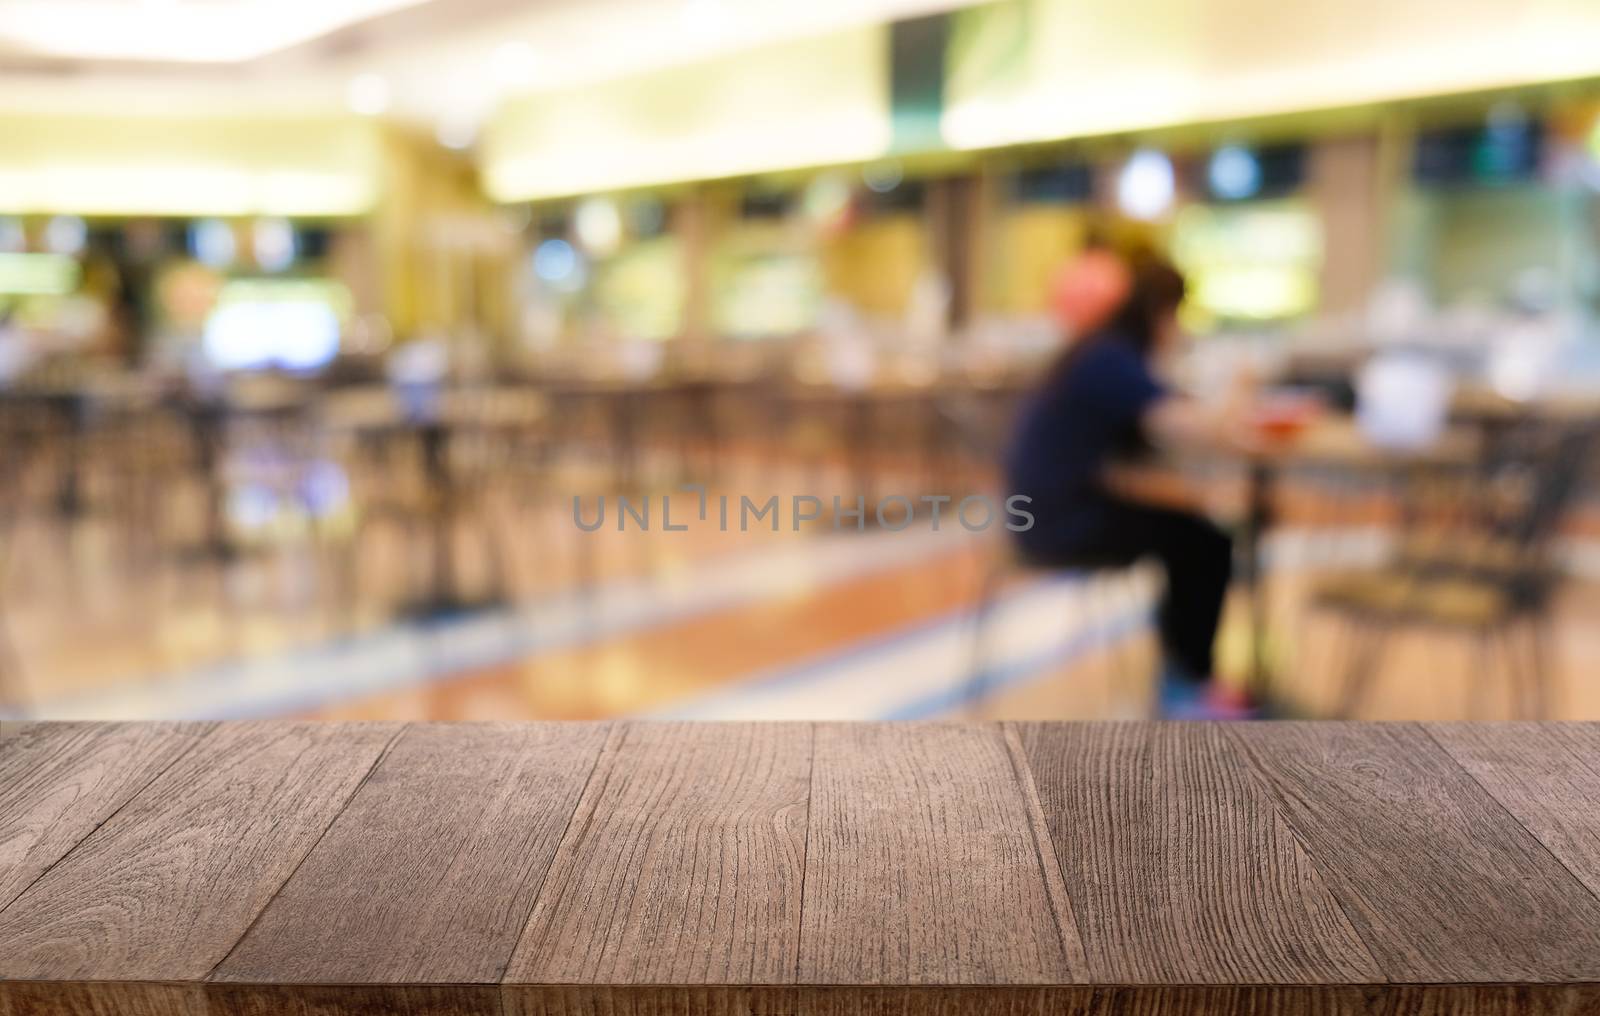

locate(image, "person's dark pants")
(1019, 501), (1232, 682)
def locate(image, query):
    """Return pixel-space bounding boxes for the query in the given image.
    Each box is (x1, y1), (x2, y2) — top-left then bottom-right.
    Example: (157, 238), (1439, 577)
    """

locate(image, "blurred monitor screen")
(591, 240), (685, 342)
(1171, 200), (1322, 329)
(740, 190), (797, 220)
(0, 252), (80, 296)
(1203, 143), (1305, 202)
(1011, 163), (1094, 204)
(715, 251), (823, 339)
(536, 209), (571, 240)
(297, 227), (333, 261)
(1413, 119), (1544, 186)
(861, 179), (925, 215)
(202, 277), (350, 372)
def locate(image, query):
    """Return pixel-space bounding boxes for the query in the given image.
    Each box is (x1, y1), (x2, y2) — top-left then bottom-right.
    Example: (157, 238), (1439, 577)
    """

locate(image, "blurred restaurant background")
(3, 0), (1600, 722)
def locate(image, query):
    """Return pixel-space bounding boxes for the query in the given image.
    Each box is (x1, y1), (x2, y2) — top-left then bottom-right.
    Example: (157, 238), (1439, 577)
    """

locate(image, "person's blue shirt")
(1004, 334), (1166, 552)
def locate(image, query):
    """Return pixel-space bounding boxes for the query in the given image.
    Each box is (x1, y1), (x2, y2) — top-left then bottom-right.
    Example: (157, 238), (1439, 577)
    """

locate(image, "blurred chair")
(1308, 419), (1595, 719)
(944, 391), (1145, 716)
(964, 547), (1145, 717)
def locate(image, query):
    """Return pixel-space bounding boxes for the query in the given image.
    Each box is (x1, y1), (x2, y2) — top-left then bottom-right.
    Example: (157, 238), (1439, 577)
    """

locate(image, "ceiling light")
(1208, 145), (1261, 201)
(862, 161), (903, 193)
(533, 238), (586, 292)
(0, 218), (25, 254)
(252, 218), (296, 273)
(45, 215), (87, 256)
(574, 197), (623, 256)
(1116, 149), (1175, 221)
(190, 219), (236, 268)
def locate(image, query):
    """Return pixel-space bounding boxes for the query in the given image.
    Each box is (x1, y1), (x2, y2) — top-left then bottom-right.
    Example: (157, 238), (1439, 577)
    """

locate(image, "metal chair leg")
(964, 554), (1009, 719)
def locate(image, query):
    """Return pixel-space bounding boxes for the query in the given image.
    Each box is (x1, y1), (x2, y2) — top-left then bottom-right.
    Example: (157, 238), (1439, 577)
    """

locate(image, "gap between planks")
(0, 722), (220, 921)
(1000, 722), (1092, 977)
(202, 722), (414, 982)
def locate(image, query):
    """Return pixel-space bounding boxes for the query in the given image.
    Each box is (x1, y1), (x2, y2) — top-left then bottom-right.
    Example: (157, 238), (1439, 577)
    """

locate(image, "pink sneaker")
(1161, 683), (1260, 720)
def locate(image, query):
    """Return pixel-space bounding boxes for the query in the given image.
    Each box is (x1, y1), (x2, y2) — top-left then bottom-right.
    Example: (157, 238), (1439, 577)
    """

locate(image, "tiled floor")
(7, 502), (1600, 722)
(4, 420), (1597, 722)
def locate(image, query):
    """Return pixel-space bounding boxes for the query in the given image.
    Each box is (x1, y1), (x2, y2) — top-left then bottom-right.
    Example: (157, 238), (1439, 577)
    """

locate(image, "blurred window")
(1011, 163), (1094, 205)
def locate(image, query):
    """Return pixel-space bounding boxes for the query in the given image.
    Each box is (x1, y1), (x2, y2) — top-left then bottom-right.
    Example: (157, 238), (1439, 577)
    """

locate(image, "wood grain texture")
(205, 983), (499, 1016)
(0, 722), (399, 982)
(1011, 722), (1382, 985)
(0, 722), (213, 912)
(0, 982), (497, 1016)
(504, 985), (1070, 1016)
(1225, 722), (1600, 983)
(1429, 722), (1600, 901)
(5, 721), (1600, 1016)
(504, 722), (811, 985)
(215, 722), (610, 986)
(797, 723), (1082, 985)
(0, 982), (208, 1016)
(1050, 986), (1600, 1016)
(502, 985), (1600, 1016)
(9, 983), (1593, 1016)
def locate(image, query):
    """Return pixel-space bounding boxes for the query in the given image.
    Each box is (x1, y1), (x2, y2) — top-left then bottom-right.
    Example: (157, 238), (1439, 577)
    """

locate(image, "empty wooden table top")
(3, 721), (1599, 1015)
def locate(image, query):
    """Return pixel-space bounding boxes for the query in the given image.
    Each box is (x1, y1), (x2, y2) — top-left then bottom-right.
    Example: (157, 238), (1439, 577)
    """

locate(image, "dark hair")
(1045, 253), (1186, 386)
(1102, 254), (1186, 358)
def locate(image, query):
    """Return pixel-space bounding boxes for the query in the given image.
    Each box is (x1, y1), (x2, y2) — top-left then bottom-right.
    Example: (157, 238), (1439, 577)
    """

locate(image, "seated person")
(1004, 250), (1252, 719)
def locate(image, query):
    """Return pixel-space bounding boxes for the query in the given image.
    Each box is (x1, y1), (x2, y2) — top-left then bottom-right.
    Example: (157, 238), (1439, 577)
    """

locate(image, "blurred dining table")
(320, 384), (548, 619)
(1214, 414), (1482, 705)
(0, 371), (163, 521)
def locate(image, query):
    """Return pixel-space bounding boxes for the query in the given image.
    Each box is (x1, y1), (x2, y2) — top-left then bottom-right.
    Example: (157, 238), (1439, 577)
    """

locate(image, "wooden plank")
(214, 722), (610, 985)
(796, 722), (1083, 985)
(0, 722), (399, 983)
(3, 982), (1588, 1016)
(205, 983), (498, 1016)
(503, 722), (811, 986)
(1011, 722), (1382, 984)
(0, 982), (208, 1016)
(0, 983), (497, 1016)
(1225, 722), (1600, 983)
(0, 722), (214, 912)
(6, 719), (1600, 1016)
(503, 984), (1600, 1015)
(1429, 723), (1600, 901)
(1059, 986), (1600, 1016)
(504, 986), (1071, 1016)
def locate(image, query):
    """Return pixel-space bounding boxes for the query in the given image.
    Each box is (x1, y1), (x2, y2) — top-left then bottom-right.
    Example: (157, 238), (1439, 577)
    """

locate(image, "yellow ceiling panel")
(480, 24), (891, 202)
(0, 115), (384, 216)
(944, 0), (1600, 149)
